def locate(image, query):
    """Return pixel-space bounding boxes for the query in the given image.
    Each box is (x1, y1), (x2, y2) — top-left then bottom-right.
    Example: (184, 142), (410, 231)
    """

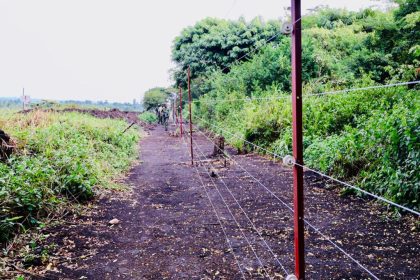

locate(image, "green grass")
(0, 110), (140, 242)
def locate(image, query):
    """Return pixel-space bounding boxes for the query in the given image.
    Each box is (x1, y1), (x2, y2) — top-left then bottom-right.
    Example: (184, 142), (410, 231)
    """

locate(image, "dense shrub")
(139, 111), (158, 124)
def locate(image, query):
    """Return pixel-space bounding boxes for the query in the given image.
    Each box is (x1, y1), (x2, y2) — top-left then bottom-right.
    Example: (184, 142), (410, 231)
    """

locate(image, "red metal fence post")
(291, 0), (305, 279)
(179, 86), (183, 136)
(188, 66), (194, 165)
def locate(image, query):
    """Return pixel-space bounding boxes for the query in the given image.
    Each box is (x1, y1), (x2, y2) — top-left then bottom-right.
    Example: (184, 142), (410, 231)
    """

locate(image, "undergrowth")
(0, 110), (139, 242)
(196, 85), (420, 211)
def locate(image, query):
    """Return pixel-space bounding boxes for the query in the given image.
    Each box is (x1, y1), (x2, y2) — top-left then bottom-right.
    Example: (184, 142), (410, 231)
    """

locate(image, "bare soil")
(4, 124), (419, 279)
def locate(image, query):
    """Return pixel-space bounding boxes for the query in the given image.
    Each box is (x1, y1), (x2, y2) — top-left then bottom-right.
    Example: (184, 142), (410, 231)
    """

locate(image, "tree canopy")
(171, 2), (420, 97)
(142, 87), (171, 111)
(171, 17), (282, 87)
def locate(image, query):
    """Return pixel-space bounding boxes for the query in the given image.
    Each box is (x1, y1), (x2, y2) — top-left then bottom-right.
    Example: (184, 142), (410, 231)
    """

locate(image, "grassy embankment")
(0, 110), (140, 243)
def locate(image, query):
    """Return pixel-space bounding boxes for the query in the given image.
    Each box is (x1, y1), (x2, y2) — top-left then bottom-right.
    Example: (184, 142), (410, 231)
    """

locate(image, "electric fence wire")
(224, 0), (237, 18)
(191, 132), (291, 276)
(294, 161), (420, 216)
(180, 16), (303, 106)
(179, 134), (248, 280)
(191, 80), (420, 105)
(220, 17), (303, 73)
(191, 95), (290, 104)
(195, 116), (420, 216)
(176, 9), (418, 278)
(306, 80), (420, 97)
(193, 127), (381, 279)
(196, 116), (288, 159)
(177, 16), (302, 85)
(194, 125), (294, 213)
(183, 134), (274, 280)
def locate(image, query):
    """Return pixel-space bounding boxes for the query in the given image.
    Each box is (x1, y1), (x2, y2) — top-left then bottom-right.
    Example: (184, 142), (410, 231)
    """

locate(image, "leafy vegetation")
(0, 110), (139, 242)
(139, 111), (158, 124)
(172, 1), (420, 210)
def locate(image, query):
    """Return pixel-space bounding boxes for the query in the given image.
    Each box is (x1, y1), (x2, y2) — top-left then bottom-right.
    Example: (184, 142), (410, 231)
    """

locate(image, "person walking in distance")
(155, 106), (161, 124)
(162, 104), (169, 131)
(157, 104), (164, 124)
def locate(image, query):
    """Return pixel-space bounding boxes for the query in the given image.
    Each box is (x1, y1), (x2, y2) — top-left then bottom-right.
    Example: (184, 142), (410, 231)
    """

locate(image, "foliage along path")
(44, 124), (418, 280)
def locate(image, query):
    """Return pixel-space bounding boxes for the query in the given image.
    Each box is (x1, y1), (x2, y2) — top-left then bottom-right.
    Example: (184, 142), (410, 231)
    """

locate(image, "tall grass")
(0, 110), (140, 242)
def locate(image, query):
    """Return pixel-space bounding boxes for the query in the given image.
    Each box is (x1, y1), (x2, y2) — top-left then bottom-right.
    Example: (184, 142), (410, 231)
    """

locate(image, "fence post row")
(188, 66), (194, 165)
(291, 0), (305, 279)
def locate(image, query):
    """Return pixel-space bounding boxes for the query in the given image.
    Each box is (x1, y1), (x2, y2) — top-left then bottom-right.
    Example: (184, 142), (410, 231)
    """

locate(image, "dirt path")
(43, 124), (418, 280)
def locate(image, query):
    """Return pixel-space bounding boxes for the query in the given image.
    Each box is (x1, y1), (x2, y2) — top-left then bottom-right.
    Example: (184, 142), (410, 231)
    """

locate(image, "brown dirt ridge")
(60, 108), (153, 130)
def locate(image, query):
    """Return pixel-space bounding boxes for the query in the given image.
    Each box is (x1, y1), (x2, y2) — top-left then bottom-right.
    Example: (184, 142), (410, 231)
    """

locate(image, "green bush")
(139, 111), (158, 124)
(0, 111), (139, 242)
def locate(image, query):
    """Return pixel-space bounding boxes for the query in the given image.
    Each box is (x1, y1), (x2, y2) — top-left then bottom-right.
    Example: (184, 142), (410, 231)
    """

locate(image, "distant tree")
(0, 98), (21, 108)
(142, 87), (169, 111)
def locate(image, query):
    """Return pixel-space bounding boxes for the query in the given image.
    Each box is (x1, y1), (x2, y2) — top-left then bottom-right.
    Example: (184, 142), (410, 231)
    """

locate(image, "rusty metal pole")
(188, 66), (194, 165)
(179, 86), (183, 136)
(291, 0), (305, 279)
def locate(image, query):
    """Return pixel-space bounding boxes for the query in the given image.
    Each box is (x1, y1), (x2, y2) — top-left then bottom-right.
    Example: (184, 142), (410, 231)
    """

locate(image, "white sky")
(0, 0), (390, 102)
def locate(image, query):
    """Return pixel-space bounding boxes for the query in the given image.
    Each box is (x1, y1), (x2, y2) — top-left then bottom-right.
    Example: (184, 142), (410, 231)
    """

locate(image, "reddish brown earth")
(60, 108), (154, 129)
(20, 107), (152, 129)
(5, 124), (419, 280)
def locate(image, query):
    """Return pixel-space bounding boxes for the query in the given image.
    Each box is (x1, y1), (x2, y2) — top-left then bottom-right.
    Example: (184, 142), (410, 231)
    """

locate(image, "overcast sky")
(0, 0), (391, 102)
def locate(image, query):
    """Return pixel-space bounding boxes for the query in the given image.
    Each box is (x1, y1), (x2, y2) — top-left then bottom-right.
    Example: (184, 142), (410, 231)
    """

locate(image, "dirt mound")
(61, 108), (154, 130)
(20, 108), (154, 130)
(0, 129), (15, 160)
